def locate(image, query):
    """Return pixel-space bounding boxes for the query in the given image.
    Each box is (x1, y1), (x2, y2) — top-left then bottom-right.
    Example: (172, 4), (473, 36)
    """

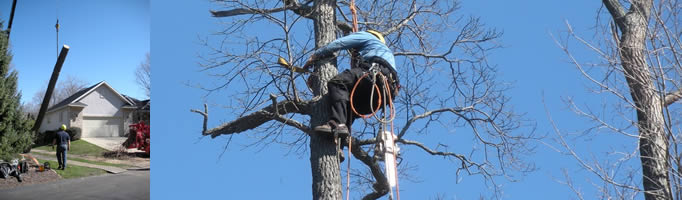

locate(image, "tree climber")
(305, 30), (399, 142)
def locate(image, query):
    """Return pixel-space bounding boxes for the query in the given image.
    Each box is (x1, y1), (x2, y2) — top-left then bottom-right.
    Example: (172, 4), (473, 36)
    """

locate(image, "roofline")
(45, 105), (68, 114)
(46, 81), (135, 113)
(72, 81), (134, 105)
(45, 103), (87, 114)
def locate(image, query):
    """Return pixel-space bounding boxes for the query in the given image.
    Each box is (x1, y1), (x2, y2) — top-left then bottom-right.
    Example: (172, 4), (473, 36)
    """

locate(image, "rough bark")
(309, 0), (342, 199)
(199, 0), (527, 199)
(602, 0), (672, 199)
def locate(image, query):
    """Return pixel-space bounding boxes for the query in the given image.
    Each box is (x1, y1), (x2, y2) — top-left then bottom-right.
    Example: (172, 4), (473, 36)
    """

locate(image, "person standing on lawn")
(52, 124), (71, 170)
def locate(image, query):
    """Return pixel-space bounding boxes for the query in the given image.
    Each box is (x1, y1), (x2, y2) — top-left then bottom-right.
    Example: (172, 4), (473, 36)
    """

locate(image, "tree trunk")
(611, 0), (672, 199)
(309, 0), (342, 199)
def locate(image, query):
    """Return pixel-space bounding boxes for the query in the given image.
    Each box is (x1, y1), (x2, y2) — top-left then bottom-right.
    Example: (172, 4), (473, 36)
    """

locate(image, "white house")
(39, 81), (148, 138)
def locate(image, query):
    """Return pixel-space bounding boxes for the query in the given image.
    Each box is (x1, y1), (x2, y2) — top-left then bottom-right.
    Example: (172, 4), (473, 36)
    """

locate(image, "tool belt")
(355, 57), (400, 98)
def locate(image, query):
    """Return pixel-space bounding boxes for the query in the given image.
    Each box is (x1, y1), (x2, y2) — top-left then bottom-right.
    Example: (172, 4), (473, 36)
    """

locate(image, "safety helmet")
(366, 30), (385, 44)
(60, 124), (67, 131)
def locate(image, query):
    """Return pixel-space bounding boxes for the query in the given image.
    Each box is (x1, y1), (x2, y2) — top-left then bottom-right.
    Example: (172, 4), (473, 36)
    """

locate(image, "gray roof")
(46, 81), (144, 113)
(122, 95), (150, 110)
(46, 81), (101, 111)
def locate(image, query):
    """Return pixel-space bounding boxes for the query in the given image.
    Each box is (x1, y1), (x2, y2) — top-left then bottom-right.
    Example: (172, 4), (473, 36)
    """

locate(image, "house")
(39, 81), (150, 138)
(123, 95), (150, 124)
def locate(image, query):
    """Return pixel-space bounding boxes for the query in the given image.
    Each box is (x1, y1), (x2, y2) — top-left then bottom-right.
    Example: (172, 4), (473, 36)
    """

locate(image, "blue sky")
(150, 0), (642, 199)
(55, 0), (648, 199)
(0, 0), (149, 104)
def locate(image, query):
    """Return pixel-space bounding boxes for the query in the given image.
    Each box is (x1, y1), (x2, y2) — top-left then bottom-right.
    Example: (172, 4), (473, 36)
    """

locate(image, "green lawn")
(32, 152), (132, 169)
(37, 159), (106, 179)
(34, 140), (109, 157)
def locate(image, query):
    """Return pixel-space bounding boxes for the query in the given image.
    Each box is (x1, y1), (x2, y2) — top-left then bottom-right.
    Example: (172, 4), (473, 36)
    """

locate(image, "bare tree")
(193, 0), (535, 199)
(136, 52), (150, 98)
(554, 0), (681, 199)
(23, 76), (89, 116)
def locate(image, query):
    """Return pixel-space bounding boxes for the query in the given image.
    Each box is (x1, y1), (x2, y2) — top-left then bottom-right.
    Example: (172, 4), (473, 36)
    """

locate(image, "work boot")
(314, 121), (349, 137)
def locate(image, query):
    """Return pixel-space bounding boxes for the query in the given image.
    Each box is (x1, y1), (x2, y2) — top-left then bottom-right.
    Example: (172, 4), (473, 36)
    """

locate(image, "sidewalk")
(28, 152), (127, 174)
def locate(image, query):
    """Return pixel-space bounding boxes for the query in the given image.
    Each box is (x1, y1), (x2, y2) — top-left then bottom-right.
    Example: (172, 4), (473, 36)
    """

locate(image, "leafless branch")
(602, 0), (626, 29)
(211, 0), (314, 18)
(195, 95), (319, 138)
(190, 104), (209, 134)
(397, 106), (473, 138)
(197, 0), (532, 199)
(664, 88), (682, 106)
(350, 138), (389, 200)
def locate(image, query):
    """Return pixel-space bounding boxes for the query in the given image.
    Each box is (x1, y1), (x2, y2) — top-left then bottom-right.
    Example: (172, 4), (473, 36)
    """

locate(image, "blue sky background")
(150, 0), (645, 199)
(149, 0), (644, 199)
(0, 0), (149, 104)
(0, 0), (639, 199)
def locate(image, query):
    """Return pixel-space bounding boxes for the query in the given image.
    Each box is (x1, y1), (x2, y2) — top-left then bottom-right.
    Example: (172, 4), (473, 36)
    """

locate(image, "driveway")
(82, 137), (146, 153)
(0, 170), (149, 200)
(81, 137), (127, 151)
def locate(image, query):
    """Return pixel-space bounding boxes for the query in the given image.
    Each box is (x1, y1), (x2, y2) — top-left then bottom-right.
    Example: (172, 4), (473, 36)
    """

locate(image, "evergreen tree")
(0, 24), (33, 160)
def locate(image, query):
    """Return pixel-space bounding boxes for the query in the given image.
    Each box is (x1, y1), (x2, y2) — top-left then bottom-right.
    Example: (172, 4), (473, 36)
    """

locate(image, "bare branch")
(381, 0), (417, 35)
(269, 94), (312, 134)
(198, 0), (531, 198)
(397, 106), (473, 138)
(197, 96), (320, 138)
(397, 138), (468, 161)
(350, 138), (389, 200)
(336, 20), (353, 34)
(602, 0), (626, 30)
(190, 104), (209, 134)
(210, 0), (314, 18)
(664, 88), (682, 106)
(211, 7), (285, 17)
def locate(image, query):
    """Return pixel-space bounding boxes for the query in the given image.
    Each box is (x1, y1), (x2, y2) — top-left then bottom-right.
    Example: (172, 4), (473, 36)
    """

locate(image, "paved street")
(0, 170), (149, 200)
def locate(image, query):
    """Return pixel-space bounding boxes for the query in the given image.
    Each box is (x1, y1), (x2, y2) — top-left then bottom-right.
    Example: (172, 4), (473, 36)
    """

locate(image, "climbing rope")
(350, 0), (359, 32)
(342, 1), (400, 199)
(346, 1), (359, 200)
(347, 69), (400, 200)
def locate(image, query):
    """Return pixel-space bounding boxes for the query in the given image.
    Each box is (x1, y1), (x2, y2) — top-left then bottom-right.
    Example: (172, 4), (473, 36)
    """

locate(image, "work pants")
(56, 145), (67, 168)
(328, 61), (398, 127)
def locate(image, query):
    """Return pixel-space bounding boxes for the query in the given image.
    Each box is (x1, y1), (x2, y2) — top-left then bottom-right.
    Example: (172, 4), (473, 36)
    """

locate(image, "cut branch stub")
(193, 96), (320, 138)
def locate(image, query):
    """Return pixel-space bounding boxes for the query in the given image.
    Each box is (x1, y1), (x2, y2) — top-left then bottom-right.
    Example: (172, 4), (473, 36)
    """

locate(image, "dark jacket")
(56, 131), (70, 146)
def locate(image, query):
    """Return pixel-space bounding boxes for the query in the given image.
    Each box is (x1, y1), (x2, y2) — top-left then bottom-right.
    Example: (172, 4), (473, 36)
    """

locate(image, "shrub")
(34, 130), (56, 147)
(34, 127), (81, 146)
(66, 127), (82, 141)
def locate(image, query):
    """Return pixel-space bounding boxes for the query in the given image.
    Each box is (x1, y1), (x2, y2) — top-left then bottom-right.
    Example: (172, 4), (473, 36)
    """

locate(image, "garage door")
(83, 117), (122, 137)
